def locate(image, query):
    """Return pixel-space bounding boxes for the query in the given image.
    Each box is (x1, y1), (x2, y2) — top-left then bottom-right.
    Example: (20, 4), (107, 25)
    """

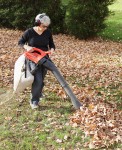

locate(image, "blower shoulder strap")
(25, 58), (28, 78)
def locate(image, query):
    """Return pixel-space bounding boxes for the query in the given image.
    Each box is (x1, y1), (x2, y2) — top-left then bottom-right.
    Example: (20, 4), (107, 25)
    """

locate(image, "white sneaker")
(30, 101), (39, 109)
(40, 94), (45, 100)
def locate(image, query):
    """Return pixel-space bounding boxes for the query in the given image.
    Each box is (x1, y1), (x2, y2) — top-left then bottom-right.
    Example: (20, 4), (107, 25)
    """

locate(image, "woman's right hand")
(23, 45), (33, 51)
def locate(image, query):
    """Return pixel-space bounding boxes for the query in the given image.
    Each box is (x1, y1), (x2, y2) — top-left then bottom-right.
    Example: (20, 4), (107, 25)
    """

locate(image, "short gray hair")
(35, 13), (51, 26)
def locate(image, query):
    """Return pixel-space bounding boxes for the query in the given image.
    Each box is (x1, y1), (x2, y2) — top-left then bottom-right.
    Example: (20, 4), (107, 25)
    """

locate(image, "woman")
(18, 13), (55, 109)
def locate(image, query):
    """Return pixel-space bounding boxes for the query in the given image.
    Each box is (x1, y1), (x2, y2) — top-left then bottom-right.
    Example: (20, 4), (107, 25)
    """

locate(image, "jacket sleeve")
(18, 29), (29, 47)
(49, 33), (55, 50)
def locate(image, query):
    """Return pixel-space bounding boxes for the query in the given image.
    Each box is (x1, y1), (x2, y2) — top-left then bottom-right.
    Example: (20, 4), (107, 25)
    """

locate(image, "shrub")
(65, 0), (115, 39)
(0, 0), (65, 33)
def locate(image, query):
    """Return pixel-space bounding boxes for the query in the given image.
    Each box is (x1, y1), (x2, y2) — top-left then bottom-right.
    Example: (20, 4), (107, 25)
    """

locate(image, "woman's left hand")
(49, 48), (55, 55)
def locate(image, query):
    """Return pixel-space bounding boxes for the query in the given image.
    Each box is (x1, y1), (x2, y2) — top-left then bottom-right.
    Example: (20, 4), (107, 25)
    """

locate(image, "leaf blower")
(24, 47), (82, 109)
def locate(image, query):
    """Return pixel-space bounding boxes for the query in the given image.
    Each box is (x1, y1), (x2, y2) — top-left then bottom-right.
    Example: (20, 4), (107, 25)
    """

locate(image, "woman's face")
(39, 24), (48, 32)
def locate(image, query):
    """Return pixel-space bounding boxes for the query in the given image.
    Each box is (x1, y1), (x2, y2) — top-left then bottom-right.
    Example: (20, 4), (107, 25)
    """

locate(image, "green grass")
(99, 12), (122, 41)
(0, 90), (88, 150)
(109, 0), (122, 11)
(99, 0), (122, 41)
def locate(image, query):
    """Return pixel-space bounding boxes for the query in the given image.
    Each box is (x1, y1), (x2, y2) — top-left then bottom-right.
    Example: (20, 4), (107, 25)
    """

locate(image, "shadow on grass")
(38, 103), (75, 114)
(36, 96), (75, 114)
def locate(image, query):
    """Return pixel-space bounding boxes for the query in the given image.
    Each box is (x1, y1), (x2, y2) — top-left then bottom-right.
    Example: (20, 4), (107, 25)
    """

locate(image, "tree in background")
(0, 0), (115, 38)
(65, 0), (115, 39)
(0, 0), (65, 33)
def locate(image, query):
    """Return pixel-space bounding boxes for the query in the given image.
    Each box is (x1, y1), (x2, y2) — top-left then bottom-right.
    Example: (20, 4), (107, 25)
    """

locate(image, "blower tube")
(38, 57), (82, 109)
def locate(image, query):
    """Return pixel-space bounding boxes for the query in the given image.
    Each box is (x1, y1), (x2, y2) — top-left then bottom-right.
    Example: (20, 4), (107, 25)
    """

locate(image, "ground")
(0, 28), (122, 149)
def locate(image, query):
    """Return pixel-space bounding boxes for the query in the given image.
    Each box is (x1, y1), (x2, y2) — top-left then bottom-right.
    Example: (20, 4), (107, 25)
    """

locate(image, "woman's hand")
(24, 45), (33, 51)
(49, 48), (55, 55)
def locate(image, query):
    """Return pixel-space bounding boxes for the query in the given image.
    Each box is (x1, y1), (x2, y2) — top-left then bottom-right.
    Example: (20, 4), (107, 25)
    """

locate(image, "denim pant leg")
(40, 66), (47, 95)
(31, 65), (47, 102)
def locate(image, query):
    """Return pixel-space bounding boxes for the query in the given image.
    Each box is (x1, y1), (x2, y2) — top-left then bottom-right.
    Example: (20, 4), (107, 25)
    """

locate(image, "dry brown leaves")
(0, 28), (122, 149)
(70, 103), (122, 149)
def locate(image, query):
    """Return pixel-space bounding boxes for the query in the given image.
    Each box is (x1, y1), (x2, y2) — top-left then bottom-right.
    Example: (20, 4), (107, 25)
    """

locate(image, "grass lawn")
(0, 90), (87, 150)
(99, 0), (122, 41)
(109, 0), (122, 11)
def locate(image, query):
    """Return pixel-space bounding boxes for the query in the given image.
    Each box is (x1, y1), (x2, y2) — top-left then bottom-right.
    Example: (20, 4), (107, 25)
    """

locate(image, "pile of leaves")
(0, 28), (122, 149)
(70, 102), (122, 149)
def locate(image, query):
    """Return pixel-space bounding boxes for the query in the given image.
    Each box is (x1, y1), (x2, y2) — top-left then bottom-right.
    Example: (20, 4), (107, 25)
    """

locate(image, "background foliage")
(0, 0), (115, 38)
(65, 0), (115, 39)
(0, 0), (65, 33)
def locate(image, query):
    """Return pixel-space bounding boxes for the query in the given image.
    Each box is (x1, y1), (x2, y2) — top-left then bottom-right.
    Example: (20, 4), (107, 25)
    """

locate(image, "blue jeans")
(31, 65), (47, 102)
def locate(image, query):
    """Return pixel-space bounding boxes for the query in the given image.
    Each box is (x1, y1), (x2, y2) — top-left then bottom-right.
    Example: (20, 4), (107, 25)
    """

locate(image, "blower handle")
(31, 47), (51, 55)
(25, 47), (51, 64)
